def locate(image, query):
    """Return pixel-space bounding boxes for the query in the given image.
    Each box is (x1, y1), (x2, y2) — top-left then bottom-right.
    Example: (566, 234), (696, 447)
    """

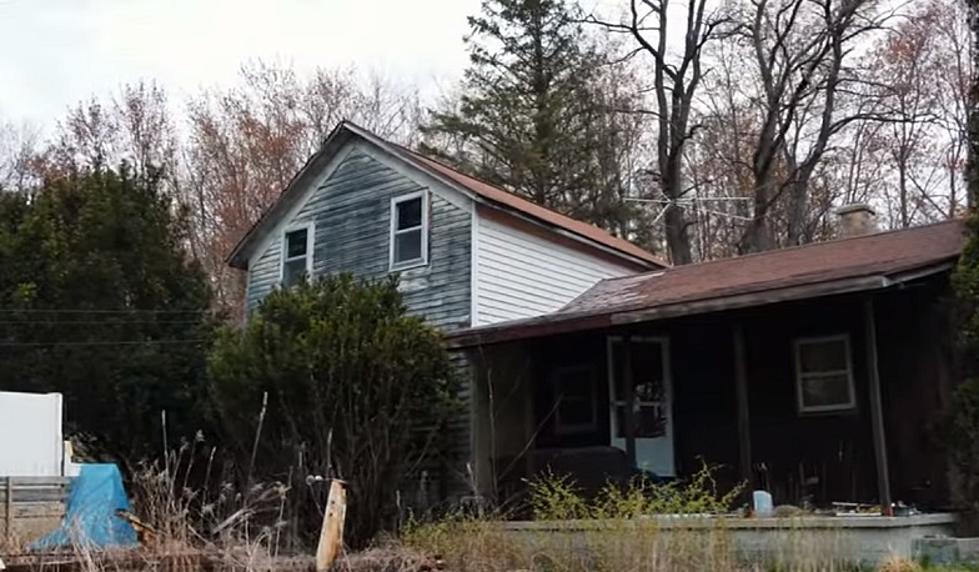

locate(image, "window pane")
(614, 405), (666, 438)
(799, 339), (847, 373)
(559, 399), (593, 427)
(558, 368), (592, 399)
(802, 374), (852, 408)
(394, 229), (422, 264)
(285, 228), (308, 258)
(611, 341), (664, 402)
(396, 197), (422, 230)
(282, 258), (307, 288)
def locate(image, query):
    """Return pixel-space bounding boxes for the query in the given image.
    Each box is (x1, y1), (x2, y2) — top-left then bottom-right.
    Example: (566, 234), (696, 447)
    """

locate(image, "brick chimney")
(835, 204), (877, 238)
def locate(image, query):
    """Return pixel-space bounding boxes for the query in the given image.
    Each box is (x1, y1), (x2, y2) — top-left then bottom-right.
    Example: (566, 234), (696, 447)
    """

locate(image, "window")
(551, 365), (597, 435)
(390, 192), (428, 269)
(794, 335), (856, 413)
(281, 225), (313, 288)
(609, 337), (668, 439)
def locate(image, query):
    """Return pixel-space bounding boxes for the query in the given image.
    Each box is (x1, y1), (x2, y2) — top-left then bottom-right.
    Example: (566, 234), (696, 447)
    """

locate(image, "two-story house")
(227, 121), (665, 497)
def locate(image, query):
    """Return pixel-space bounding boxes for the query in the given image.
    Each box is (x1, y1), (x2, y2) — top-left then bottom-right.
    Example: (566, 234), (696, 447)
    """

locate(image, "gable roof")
(227, 121), (666, 269)
(450, 219), (967, 347)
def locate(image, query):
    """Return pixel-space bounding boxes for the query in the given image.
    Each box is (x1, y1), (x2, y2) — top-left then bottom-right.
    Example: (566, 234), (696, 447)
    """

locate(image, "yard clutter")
(33, 464), (137, 550)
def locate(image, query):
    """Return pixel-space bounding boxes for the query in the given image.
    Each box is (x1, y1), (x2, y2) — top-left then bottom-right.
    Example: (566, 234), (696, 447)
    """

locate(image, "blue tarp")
(33, 464), (138, 549)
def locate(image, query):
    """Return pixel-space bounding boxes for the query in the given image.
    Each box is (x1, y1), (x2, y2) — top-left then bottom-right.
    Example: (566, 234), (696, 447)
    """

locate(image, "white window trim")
(551, 364), (598, 436)
(794, 334), (857, 414)
(279, 222), (315, 286)
(389, 190), (429, 271)
(607, 335), (674, 441)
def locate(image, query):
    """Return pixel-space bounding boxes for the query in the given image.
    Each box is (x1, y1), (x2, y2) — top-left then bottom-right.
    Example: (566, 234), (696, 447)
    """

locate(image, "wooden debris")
(315, 479), (347, 572)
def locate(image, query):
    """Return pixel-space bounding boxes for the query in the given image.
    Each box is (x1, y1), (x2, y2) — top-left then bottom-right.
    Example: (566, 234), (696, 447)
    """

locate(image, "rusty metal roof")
(450, 219), (967, 347)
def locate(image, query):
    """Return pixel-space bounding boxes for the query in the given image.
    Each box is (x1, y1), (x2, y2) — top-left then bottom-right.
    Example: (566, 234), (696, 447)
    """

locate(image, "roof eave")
(448, 259), (957, 349)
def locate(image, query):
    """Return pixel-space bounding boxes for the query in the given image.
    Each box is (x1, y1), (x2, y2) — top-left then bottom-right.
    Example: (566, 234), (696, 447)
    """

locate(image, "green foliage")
(0, 166), (214, 462)
(208, 274), (458, 547)
(421, 0), (646, 237)
(528, 461), (743, 521)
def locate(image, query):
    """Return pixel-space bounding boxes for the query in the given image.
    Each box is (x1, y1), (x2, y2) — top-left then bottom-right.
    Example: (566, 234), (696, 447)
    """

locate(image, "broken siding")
(474, 213), (636, 326)
(245, 148), (471, 331)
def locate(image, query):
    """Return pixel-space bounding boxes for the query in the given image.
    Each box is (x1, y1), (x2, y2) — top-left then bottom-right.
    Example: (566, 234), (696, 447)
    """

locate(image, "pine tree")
(422, 0), (646, 236)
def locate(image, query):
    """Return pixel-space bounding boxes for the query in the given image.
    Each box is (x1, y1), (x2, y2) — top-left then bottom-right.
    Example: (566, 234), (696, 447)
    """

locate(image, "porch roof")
(451, 219), (966, 347)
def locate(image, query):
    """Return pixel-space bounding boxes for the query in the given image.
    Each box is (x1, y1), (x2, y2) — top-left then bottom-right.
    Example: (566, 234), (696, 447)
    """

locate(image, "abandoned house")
(228, 120), (968, 512)
(226, 120), (666, 496)
(452, 216), (966, 512)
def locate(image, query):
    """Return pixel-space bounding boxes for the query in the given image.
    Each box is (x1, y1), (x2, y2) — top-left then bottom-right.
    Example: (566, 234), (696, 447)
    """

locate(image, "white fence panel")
(0, 392), (64, 477)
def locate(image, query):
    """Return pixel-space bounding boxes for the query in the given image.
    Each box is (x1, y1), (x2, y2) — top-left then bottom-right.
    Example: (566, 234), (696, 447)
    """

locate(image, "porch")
(465, 281), (955, 513)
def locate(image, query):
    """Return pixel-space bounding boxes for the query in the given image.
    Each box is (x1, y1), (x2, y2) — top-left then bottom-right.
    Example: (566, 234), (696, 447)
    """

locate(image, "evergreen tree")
(948, 1), (979, 506)
(0, 166), (214, 462)
(422, 0), (646, 236)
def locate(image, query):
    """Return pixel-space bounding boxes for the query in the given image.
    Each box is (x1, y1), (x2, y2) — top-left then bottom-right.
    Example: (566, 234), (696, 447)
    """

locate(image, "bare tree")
(737, 0), (889, 251)
(585, 0), (732, 264)
(183, 62), (421, 311)
(0, 119), (41, 192)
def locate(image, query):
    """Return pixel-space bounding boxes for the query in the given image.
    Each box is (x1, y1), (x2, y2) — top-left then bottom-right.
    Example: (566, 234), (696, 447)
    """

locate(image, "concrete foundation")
(504, 513), (959, 567)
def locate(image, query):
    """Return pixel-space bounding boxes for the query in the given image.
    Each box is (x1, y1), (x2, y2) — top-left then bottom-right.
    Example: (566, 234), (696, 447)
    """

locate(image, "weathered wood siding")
(245, 144), (475, 499)
(245, 146), (471, 331)
(0, 477), (69, 548)
(473, 212), (637, 326)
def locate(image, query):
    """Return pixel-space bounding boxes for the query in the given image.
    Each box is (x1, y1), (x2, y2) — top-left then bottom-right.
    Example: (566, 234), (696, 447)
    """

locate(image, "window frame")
(389, 191), (429, 271)
(279, 222), (315, 287)
(550, 364), (598, 436)
(793, 334), (857, 414)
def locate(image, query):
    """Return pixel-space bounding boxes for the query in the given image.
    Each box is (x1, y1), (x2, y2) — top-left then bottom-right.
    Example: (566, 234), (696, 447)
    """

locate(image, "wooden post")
(315, 479), (348, 571)
(5, 478), (12, 545)
(622, 334), (637, 468)
(864, 297), (893, 516)
(733, 325), (753, 487)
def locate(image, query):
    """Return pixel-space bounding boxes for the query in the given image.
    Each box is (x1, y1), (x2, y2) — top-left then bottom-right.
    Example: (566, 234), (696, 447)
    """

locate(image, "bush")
(208, 274), (458, 548)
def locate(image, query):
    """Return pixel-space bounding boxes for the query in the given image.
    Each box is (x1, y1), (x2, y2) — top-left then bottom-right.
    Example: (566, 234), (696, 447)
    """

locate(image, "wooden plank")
(622, 334), (637, 468)
(315, 480), (347, 571)
(864, 296), (893, 516)
(733, 324), (753, 487)
(0, 477), (70, 486)
(5, 478), (11, 544)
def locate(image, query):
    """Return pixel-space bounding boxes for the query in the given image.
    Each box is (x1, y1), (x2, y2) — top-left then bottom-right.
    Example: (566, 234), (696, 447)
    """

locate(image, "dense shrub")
(208, 274), (458, 547)
(0, 166), (214, 463)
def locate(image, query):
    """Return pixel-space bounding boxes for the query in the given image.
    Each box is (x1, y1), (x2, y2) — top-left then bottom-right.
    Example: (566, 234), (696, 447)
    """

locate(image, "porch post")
(733, 325), (753, 487)
(622, 334), (637, 468)
(864, 296), (893, 516)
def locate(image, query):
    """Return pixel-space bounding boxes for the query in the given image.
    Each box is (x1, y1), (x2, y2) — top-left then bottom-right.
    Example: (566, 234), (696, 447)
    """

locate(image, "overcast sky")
(0, 0), (485, 132)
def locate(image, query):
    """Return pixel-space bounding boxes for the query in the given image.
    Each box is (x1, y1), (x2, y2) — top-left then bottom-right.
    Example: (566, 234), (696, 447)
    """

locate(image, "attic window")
(281, 225), (313, 288)
(794, 335), (856, 414)
(390, 192), (428, 270)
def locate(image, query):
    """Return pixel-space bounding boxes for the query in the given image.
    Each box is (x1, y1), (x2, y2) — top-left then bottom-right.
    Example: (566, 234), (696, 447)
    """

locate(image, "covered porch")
(462, 276), (956, 514)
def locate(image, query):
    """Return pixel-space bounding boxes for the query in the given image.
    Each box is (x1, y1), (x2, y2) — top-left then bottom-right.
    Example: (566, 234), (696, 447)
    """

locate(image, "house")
(226, 121), (666, 495)
(450, 213), (967, 512)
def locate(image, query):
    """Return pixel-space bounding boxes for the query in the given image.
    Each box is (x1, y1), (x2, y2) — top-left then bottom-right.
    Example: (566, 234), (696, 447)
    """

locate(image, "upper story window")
(390, 192), (428, 270)
(281, 224), (313, 288)
(794, 334), (856, 414)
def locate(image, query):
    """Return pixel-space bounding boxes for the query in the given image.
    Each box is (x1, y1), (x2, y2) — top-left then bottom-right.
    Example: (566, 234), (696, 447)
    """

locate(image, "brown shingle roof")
(398, 149), (666, 267)
(451, 219), (966, 347)
(227, 121), (665, 269)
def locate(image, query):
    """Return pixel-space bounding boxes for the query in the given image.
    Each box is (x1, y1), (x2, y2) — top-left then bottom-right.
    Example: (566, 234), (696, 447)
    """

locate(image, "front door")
(607, 336), (675, 477)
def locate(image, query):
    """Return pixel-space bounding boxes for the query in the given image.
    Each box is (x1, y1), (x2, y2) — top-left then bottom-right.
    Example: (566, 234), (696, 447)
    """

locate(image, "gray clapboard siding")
(246, 149), (472, 332)
(245, 148), (475, 502)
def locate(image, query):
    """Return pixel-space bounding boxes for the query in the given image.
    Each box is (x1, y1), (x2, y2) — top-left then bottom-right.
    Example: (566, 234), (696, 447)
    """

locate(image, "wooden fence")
(0, 477), (70, 549)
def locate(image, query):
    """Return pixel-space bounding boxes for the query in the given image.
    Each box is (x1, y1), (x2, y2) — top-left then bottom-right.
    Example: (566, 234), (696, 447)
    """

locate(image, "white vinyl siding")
(473, 214), (636, 325)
